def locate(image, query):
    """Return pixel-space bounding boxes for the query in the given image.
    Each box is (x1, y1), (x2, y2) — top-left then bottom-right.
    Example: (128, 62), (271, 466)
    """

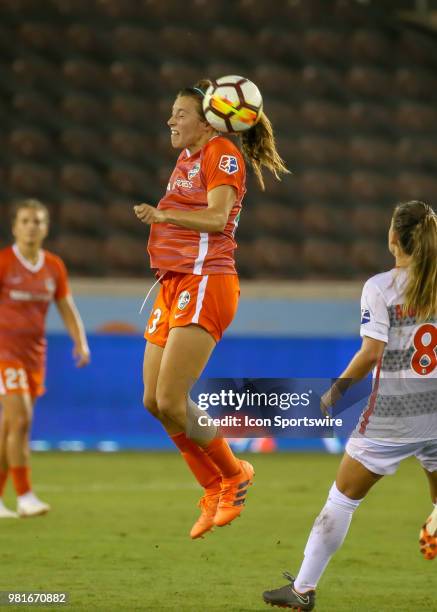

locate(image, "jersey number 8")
(411, 324), (437, 376)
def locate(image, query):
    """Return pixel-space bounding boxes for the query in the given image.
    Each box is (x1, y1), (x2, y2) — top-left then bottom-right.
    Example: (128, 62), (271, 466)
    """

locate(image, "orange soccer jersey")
(148, 135), (246, 276)
(0, 245), (70, 376)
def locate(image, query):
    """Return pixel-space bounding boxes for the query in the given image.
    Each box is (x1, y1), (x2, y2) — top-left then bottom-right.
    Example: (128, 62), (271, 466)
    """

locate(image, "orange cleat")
(419, 511), (437, 560)
(213, 459), (254, 527)
(190, 487), (221, 539)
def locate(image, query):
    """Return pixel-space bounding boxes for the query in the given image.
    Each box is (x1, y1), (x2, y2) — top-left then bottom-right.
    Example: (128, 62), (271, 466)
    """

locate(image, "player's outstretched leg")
(420, 506), (437, 560)
(263, 572), (315, 610)
(213, 458), (255, 527)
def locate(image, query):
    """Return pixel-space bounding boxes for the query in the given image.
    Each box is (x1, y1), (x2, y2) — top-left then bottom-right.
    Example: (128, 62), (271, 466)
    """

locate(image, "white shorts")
(345, 437), (437, 476)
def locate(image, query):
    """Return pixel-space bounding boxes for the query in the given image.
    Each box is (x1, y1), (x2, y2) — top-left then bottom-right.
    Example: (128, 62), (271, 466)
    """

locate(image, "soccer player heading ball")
(134, 78), (289, 538)
(0, 200), (90, 518)
(263, 201), (437, 609)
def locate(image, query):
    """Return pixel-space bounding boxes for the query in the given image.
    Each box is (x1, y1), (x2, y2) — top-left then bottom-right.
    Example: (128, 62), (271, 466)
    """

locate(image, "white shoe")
(0, 499), (18, 518)
(17, 492), (50, 518)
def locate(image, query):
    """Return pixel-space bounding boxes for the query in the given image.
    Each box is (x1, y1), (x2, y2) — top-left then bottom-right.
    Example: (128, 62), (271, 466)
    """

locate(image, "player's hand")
(73, 343), (91, 368)
(134, 204), (165, 225)
(320, 386), (342, 416)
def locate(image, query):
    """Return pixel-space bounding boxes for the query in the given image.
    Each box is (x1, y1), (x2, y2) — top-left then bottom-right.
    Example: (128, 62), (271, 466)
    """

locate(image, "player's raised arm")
(56, 295), (90, 368)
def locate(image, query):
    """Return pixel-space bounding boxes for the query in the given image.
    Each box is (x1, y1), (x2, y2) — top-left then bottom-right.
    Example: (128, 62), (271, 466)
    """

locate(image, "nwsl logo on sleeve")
(361, 308), (371, 324)
(219, 155), (239, 175)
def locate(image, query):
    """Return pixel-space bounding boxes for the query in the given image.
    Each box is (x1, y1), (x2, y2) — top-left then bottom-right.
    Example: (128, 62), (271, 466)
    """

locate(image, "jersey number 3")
(411, 324), (437, 376)
(148, 308), (162, 335)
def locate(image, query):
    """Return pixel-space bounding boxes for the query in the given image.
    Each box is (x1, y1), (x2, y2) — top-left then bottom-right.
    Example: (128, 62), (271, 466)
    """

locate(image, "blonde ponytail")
(393, 201), (437, 321)
(239, 112), (290, 190)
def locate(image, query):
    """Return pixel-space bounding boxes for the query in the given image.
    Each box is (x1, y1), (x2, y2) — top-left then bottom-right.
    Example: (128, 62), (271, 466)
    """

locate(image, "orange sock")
(0, 469), (8, 497)
(203, 437), (240, 478)
(10, 466), (31, 496)
(171, 433), (221, 489)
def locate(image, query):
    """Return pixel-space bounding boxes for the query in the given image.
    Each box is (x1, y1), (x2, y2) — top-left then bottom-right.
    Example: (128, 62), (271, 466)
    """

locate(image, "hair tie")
(192, 87), (205, 97)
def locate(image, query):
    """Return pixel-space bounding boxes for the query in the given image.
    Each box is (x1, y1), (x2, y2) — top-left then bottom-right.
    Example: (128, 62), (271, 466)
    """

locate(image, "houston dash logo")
(219, 155), (239, 175)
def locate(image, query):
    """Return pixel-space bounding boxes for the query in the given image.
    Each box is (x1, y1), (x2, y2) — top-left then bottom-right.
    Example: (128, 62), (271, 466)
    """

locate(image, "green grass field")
(0, 452), (436, 612)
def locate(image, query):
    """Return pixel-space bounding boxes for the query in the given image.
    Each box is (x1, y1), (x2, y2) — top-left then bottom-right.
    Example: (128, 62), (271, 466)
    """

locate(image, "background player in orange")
(0, 199), (90, 518)
(134, 79), (289, 539)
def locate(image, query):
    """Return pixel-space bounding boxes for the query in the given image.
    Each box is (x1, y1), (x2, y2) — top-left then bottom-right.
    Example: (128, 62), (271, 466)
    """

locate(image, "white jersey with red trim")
(355, 268), (437, 442)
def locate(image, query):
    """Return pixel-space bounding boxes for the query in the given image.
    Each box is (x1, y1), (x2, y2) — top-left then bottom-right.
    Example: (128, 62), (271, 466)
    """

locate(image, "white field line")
(35, 480), (298, 493)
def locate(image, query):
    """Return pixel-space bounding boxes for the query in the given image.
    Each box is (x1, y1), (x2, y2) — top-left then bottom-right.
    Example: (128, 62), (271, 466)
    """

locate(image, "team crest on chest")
(188, 163), (200, 180)
(177, 291), (191, 310)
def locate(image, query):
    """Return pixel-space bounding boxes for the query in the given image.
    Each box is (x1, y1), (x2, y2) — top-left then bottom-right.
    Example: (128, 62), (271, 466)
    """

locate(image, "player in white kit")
(263, 200), (437, 610)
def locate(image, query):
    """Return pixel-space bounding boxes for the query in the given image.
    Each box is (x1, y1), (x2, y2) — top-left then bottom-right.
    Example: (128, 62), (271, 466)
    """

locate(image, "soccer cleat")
(190, 487), (221, 539)
(419, 508), (437, 560)
(17, 492), (50, 518)
(263, 572), (316, 610)
(213, 459), (254, 527)
(0, 499), (18, 518)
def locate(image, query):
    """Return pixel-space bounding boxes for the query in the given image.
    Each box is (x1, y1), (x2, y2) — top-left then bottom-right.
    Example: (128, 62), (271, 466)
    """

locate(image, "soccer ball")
(203, 75), (263, 133)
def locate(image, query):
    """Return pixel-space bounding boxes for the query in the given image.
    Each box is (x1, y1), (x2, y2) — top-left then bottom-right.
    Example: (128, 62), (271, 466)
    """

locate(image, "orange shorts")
(0, 361), (45, 399)
(144, 272), (240, 348)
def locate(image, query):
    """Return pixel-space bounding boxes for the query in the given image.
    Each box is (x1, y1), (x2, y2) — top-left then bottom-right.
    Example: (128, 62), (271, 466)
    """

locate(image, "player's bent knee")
(155, 392), (180, 420)
(143, 393), (160, 418)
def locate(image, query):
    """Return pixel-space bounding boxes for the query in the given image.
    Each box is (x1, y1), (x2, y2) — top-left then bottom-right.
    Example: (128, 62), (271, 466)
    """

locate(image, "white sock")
(427, 505), (437, 535)
(294, 482), (363, 592)
(17, 491), (36, 502)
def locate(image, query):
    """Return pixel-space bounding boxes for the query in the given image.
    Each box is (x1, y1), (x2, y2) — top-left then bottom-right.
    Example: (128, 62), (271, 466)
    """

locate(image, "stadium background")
(1, 0), (437, 452)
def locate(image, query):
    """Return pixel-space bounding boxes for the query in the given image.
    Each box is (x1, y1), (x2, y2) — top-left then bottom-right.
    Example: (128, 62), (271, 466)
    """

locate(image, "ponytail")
(393, 200), (437, 321)
(239, 112), (290, 190)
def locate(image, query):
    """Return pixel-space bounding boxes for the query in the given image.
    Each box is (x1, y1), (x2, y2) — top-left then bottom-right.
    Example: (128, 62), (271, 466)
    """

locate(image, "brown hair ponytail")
(393, 200), (437, 320)
(239, 112), (290, 190)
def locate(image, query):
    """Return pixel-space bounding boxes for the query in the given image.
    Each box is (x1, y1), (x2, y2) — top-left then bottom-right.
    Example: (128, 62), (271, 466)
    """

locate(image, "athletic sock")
(427, 505), (437, 535)
(294, 482), (363, 593)
(203, 437), (240, 478)
(171, 433), (221, 489)
(10, 466), (31, 496)
(0, 469), (8, 497)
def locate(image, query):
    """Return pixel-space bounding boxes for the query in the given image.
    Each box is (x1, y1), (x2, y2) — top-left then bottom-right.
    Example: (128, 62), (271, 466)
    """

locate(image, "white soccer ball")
(203, 75), (263, 133)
